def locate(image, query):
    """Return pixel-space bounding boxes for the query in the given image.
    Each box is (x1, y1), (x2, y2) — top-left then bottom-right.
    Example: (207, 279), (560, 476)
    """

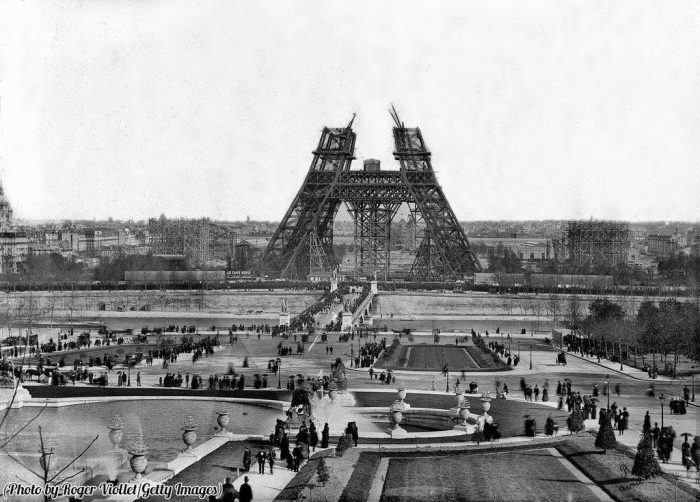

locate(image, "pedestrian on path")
(256, 449), (266, 474)
(238, 477), (252, 502)
(651, 423), (660, 448)
(321, 423), (329, 448)
(242, 447), (252, 472)
(267, 447), (275, 474)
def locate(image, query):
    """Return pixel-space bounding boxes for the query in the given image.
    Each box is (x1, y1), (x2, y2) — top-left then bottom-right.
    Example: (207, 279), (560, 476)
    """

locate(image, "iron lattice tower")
(257, 110), (481, 281)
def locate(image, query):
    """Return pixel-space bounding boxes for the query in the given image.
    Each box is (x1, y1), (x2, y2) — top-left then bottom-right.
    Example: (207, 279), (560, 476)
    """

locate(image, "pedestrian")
(267, 446), (275, 474)
(534, 385), (540, 401)
(691, 436), (700, 473)
(681, 438), (692, 472)
(238, 476), (253, 502)
(218, 476), (237, 502)
(136, 372), (141, 386)
(615, 383), (620, 396)
(242, 446), (252, 473)
(309, 423), (319, 452)
(651, 422), (660, 449)
(292, 443), (303, 472)
(256, 449), (266, 474)
(321, 423), (329, 448)
(642, 411), (651, 434)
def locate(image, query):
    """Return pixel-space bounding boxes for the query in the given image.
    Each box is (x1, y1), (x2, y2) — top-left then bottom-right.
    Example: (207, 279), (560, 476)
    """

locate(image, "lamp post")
(691, 366), (696, 402)
(605, 374), (610, 411)
(659, 393), (666, 428)
(127, 358), (131, 386)
(518, 341), (520, 358)
(529, 343), (532, 370)
(619, 341), (623, 371)
(277, 357), (282, 389)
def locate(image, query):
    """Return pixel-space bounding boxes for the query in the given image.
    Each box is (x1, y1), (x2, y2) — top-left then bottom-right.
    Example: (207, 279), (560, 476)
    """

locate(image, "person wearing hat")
(239, 476), (253, 502)
(242, 446), (252, 473)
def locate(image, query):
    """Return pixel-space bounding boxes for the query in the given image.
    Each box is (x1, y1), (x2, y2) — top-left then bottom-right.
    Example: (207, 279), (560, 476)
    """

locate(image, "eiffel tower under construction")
(257, 108), (481, 281)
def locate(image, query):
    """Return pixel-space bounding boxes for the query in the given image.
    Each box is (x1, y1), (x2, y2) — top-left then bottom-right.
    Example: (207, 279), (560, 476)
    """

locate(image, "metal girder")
(257, 126), (355, 279)
(346, 201), (400, 280)
(257, 114), (481, 281)
(393, 127), (481, 279)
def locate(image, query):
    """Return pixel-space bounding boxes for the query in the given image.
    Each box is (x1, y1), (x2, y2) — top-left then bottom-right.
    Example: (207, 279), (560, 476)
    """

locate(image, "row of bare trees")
(553, 294), (699, 375)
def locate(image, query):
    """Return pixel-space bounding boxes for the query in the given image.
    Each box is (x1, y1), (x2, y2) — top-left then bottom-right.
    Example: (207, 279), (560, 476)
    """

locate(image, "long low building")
(474, 272), (614, 288)
(124, 270), (226, 283)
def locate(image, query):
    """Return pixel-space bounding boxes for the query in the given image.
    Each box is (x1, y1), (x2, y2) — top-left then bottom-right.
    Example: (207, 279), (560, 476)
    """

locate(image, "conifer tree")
(631, 432), (662, 479)
(595, 410), (617, 451)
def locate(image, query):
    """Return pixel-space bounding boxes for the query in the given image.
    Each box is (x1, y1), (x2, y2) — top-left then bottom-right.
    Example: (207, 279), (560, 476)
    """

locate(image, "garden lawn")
(380, 448), (596, 502)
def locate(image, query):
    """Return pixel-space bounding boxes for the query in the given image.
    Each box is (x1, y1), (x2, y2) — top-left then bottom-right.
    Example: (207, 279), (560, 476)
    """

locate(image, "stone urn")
(389, 399), (406, 429)
(481, 397), (491, 414)
(458, 400), (471, 426)
(181, 416), (198, 453)
(107, 413), (124, 451)
(328, 380), (338, 402)
(397, 388), (407, 402)
(128, 436), (150, 480)
(216, 411), (230, 435)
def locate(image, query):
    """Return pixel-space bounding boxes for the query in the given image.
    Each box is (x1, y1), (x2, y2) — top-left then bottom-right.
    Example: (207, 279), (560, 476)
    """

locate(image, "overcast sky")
(0, 1), (698, 223)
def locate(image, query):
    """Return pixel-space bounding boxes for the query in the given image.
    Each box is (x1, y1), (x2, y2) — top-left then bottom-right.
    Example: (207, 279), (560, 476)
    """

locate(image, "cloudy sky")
(0, 0), (698, 222)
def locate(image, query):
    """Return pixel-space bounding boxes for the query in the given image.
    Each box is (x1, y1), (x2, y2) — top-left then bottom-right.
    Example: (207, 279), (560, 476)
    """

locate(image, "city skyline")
(1, 1), (698, 223)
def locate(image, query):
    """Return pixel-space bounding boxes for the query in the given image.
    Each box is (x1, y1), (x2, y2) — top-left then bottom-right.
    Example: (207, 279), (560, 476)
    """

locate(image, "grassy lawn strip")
(275, 449), (338, 501)
(338, 451), (383, 502)
(556, 433), (699, 502)
(380, 447), (594, 502)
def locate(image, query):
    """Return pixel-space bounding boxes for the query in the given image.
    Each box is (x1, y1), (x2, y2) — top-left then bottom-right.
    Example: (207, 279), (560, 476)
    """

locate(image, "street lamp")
(690, 367), (695, 403)
(529, 343), (532, 370)
(605, 374), (610, 411)
(518, 341), (520, 358)
(619, 341), (623, 371)
(276, 357), (282, 389)
(659, 393), (666, 428)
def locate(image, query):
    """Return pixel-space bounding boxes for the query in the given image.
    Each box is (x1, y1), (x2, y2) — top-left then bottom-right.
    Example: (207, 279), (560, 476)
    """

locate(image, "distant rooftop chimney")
(363, 159), (380, 172)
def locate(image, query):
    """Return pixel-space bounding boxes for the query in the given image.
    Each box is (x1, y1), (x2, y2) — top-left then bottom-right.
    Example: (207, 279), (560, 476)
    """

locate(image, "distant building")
(469, 237), (552, 261)
(0, 183), (13, 230)
(148, 217), (237, 266)
(646, 233), (678, 257)
(566, 221), (629, 269)
(0, 183), (30, 273)
(0, 231), (30, 273)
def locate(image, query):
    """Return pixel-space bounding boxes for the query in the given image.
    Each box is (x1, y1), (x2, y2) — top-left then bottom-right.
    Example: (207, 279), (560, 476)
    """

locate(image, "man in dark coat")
(221, 477), (237, 502)
(238, 477), (253, 502)
(267, 446), (275, 474)
(256, 449), (267, 474)
(242, 447), (252, 472)
(292, 444), (303, 472)
(309, 423), (319, 452)
(280, 432), (289, 460)
(321, 423), (330, 448)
